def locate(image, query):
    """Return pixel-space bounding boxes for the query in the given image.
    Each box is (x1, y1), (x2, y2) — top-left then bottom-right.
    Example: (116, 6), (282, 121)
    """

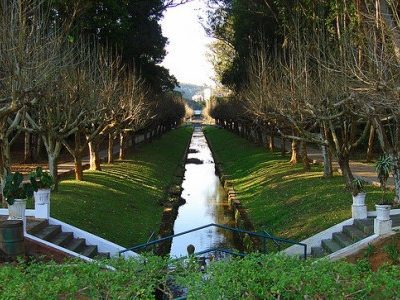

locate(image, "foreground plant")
(1, 254), (400, 299)
(376, 155), (393, 205)
(29, 167), (54, 191)
(2, 172), (34, 205)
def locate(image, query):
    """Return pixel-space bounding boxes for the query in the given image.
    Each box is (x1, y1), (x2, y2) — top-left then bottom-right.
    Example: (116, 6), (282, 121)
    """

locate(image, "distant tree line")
(206, 0), (400, 200)
(0, 0), (191, 195)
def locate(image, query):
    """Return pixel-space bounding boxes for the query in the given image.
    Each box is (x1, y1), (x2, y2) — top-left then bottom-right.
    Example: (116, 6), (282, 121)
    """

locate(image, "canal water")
(170, 126), (236, 257)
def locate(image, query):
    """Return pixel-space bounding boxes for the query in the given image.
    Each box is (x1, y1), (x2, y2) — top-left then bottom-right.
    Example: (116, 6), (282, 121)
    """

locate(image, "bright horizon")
(160, 0), (216, 87)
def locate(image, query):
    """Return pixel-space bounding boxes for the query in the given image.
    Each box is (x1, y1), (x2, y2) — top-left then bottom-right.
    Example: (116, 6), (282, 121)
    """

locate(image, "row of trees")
(206, 0), (400, 199)
(0, 0), (189, 194)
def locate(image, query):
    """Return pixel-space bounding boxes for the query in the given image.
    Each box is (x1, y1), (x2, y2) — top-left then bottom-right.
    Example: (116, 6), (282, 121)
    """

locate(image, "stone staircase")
(27, 219), (110, 259)
(311, 218), (374, 258)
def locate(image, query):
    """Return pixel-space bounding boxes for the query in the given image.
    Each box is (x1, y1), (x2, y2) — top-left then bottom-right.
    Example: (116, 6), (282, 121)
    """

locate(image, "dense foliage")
(206, 0), (400, 200)
(1, 254), (399, 299)
(47, 0), (192, 92)
(0, 0), (190, 189)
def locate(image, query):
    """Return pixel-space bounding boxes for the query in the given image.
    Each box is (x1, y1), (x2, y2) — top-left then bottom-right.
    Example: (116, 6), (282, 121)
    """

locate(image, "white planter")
(352, 193), (367, 219)
(374, 204), (392, 235)
(34, 189), (51, 205)
(352, 193), (366, 206)
(7, 198), (27, 221)
(376, 204), (391, 221)
(34, 189), (51, 219)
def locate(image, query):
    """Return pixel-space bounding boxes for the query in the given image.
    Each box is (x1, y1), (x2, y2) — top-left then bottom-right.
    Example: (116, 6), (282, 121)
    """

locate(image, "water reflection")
(170, 126), (235, 257)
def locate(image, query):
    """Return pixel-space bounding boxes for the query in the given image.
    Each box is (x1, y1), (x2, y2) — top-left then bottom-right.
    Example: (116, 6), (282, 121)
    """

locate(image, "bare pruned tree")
(0, 0), (64, 199)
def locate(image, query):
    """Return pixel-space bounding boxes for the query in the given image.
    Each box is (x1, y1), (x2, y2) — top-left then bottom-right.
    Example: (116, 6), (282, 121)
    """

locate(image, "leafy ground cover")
(347, 232), (400, 271)
(204, 126), (394, 242)
(45, 126), (192, 247)
(0, 254), (399, 299)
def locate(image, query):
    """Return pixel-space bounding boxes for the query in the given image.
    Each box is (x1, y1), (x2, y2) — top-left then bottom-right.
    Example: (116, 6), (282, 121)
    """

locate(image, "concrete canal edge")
(203, 127), (261, 249)
(155, 126), (193, 255)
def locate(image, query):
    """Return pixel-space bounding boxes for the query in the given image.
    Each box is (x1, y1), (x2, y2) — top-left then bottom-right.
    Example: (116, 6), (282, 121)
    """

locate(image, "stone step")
(310, 246), (326, 258)
(80, 245), (98, 258)
(353, 219), (374, 235)
(27, 218), (49, 234)
(64, 238), (86, 253)
(34, 225), (62, 241)
(342, 225), (368, 242)
(391, 214), (400, 227)
(95, 252), (111, 260)
(49, 232), (73, 247)
(321, 239), (342, 254)
(332, 232), (353, 248)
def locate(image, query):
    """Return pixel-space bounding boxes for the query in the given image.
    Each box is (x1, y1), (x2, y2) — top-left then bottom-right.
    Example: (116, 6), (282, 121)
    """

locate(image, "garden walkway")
(275, 138), (395, 188)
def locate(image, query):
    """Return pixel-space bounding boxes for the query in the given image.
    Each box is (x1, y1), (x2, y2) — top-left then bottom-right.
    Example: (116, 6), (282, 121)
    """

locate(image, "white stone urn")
(352, 193), (366, 206)
(374, 204), (392, 235)
(7, 198), (27, 232)
(34, 189), (51, 205)
(34, 189), (51, 219)
(375, 204), (391, 221)
(7, 199), (27, 221)
(352, 193), (367, 219)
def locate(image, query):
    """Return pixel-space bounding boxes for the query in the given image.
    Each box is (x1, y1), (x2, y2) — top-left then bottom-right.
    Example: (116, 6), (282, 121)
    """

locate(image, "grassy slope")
(49, 126), (193, 247)
(204, 126), (393, 242)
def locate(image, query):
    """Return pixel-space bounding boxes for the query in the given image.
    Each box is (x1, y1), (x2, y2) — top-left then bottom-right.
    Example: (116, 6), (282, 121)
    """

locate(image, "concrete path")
(274, 137), (395, 188)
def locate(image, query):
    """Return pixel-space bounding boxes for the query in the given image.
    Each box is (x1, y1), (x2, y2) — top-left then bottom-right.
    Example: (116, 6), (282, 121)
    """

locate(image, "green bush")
(1, 254), (400, 299)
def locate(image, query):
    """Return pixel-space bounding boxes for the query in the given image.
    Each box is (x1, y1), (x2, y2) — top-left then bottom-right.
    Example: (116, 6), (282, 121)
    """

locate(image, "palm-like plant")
(376, 155), (393, 205)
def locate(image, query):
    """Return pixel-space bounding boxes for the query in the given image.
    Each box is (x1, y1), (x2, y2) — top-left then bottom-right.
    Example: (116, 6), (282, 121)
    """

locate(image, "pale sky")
(160, 0), (215, 86)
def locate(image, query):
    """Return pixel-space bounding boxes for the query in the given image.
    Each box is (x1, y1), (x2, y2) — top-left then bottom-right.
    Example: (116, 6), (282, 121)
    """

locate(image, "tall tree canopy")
(47, 0), (191, 92)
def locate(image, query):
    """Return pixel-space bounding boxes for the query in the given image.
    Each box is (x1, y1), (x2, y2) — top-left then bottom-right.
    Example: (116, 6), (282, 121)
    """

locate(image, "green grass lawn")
(48, 126), (193, 247)
(204, 126), (393, 242)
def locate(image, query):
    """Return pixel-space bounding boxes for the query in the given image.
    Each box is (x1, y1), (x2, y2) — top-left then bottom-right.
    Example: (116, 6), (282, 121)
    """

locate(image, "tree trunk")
(281, 136), (286, 157)
(0, 138), (11, 207)
(34, 135), (42, 162)
(88, 140), (101, 171)
(74, 132), (85, 181)
(301, 141), (311, 171)
(43, 137), (62, 191)
(74, 155), (83, 181)
(256, 128), (263, 145)
(108, 133), (114, 164)
(23, 129), (31, 163)
(289, 140), (300, 164)
(322, 144), (333, 178)
(366, 125), (375, 162)
(131, 133), (137, 150)
(268, 131), (275, 151)
(119, 132), (126, 160)
(0, 138), (11, 180)
(390, 154), (400, 203)
(48, 153), (59, 191)
(234, 122), (239, 134)
(338, 154), (354, 188)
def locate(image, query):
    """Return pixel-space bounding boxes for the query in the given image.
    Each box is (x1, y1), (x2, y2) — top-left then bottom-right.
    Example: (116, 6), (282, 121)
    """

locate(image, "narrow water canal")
(170, 125), (235, 257)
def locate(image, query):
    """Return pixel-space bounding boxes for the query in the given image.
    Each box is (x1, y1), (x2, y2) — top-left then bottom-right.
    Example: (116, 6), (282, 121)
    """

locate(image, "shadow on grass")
(204, 126), (393, 242)
(49, 126), (193, 247)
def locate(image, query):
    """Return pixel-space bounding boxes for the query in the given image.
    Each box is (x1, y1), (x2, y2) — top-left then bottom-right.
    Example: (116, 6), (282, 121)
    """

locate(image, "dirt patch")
(346, 232), (400, 271)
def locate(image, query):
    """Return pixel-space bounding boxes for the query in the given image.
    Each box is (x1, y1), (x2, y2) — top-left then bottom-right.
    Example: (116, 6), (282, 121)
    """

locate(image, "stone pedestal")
(352, 204), (367, 219)
(34, 189), (51, 219)
(35, 202), (50, 219)
(374, 218), (392, 235)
